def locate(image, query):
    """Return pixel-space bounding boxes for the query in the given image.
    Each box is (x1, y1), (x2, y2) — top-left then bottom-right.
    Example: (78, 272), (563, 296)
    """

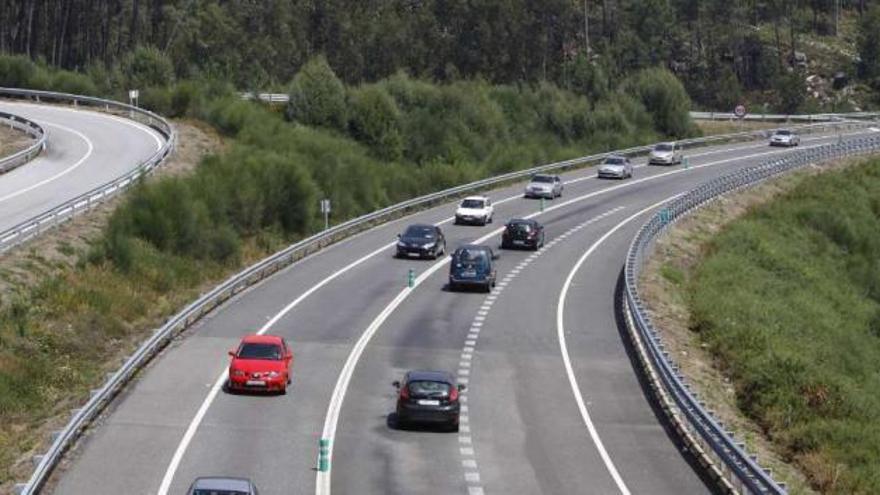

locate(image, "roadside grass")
(689, 157), (880, 493)
(0, 124), (33, 159)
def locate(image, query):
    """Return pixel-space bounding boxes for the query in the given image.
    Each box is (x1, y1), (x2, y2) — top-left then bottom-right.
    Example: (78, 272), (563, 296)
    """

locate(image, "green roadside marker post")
(683, 155), (690, 169)
(318, 438), (330, 472)
(540, 197), (546, 212)
(659, 208), (672, 225)
(407, 268), (415, 288)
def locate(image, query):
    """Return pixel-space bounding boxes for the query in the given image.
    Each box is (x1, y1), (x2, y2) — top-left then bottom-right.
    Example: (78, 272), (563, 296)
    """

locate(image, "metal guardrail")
(0, 88), (175, 254)
(11, 110), (874, 494)
(690, 110), (880, 122)
(0, 110), (46, 174)
(623, 134), (880, 494)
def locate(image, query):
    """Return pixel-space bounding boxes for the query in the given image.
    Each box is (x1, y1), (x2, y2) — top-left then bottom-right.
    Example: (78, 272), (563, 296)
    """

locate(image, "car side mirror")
(392, 380), (401, 388)
(457, 384), (467, 391)
(228, 350), (236, 357)
(397, 233), (401, 239)
(492, 253), (500, 261)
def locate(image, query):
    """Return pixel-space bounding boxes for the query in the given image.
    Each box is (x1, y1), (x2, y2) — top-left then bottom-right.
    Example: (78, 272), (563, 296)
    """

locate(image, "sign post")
(320, 199), (331, 230)
(734, 104), (747, 130)
(128, 89), (139, 119)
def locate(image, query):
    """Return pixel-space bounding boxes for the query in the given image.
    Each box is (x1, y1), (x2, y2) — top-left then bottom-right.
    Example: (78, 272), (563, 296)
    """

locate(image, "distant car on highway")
(769, 129), (800, 147)
(448, 244), (498, 292)
(597, 155), (633, 179)
(393, 370), (465, 431)
(187, 476), (260, 495)
(501, 218), (544, 250)
(454, 196), (494, 225)
(648, 142), (683, 165)
(227, 335), (293, 394)
(524, 174), (563, 199)
(397, 224), (446, 259)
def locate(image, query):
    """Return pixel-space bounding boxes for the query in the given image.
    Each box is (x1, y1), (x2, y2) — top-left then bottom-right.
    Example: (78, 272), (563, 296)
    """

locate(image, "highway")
(0, 101), (164, 232)
(49, 128), (877, 495)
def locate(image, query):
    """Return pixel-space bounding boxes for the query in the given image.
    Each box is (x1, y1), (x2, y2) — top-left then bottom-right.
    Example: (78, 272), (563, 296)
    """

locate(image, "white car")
(454, 196), (494, 226)
(524, 174), (563, 199)
(769, 129), (800, 147)
(597, 155), (633, 179)
(648, 142), (683, 165)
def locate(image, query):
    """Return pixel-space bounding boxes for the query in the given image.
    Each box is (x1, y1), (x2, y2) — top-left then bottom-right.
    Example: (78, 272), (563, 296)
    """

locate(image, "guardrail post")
(318, 438), (330, 472)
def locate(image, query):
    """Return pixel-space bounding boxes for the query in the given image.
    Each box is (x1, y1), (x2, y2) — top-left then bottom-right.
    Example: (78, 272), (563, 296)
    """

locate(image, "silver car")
(597, 155), (633, 179)
(524, 174), (563, 198)
(769, 129), (800, 147)
(188, 477), (259, 495)
(649, 142), (683, 165)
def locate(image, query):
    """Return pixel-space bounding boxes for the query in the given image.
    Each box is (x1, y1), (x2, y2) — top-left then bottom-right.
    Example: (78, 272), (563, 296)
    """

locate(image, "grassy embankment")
(0, 55), (696, 488)
(680, 157), (880, 493)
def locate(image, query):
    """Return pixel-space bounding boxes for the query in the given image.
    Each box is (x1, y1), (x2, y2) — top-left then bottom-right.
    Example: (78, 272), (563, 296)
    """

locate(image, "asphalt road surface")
(50, 129), (879, 495)
(0, 101), (163, 233)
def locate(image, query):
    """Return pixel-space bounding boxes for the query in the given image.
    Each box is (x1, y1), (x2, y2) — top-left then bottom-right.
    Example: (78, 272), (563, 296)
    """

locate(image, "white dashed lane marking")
(455, 206), (625, 494)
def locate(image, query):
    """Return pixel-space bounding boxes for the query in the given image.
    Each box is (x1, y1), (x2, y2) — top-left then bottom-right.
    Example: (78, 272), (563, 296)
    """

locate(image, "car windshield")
(604, 157), (625, 165)
(655, 143), (673, 151)
(776, 130), (791, 135)
(454, 249), (488, 266)
(460, 199), (485, 208)
(237, 343), (282, 360)
(531, 175), (554, 183)
(408, 380), (451, 398)
(403, 226), (434, 238)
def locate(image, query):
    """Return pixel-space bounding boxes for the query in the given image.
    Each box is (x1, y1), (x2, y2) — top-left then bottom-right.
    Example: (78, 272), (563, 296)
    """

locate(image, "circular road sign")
(734, 104), (747, 118)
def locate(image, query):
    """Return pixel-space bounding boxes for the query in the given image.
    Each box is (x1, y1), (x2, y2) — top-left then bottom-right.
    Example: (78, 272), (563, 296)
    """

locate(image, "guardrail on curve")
(11, 108), (876, 494)
(0, 88), (176, 254)
(0, 110), (47, 174)
(623, 134), (880, 493)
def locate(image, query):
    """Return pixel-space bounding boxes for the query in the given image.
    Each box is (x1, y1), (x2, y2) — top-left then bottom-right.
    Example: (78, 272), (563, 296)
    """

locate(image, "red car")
(227, 334), (293, 394)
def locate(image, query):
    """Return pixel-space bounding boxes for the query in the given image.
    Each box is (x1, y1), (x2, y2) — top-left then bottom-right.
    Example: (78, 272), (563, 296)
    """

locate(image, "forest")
(0, 0), (879, 112)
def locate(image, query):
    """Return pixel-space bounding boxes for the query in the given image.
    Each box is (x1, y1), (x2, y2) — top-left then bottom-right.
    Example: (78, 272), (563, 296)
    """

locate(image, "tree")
(348, 85), (403, 162)
(286, 55), (347, 131)
(857, 5), (880, 80)
(624, 67), (694, 138)
(120, 45), (174, 88)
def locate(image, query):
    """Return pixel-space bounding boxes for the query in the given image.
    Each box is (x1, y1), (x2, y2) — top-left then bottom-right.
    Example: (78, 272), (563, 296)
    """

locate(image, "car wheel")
(449, 421), (460, 433)
(484, 282), (492, 293)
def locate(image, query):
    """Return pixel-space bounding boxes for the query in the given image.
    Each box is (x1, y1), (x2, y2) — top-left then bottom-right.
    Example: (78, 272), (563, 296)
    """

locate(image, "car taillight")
(449, 387), (459, 402)
(400, 386), (410, 400)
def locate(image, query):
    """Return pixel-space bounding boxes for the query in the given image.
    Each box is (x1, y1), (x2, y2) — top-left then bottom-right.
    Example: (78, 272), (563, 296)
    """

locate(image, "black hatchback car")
(393, 370), (465, 431)
(448, 244), (498, 292)
(501, 218), (545, 250)
(396, 224), (446, 259)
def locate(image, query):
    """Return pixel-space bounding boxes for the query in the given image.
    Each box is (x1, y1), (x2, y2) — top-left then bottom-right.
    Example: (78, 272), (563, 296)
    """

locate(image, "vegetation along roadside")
(0, 53), (695, 489)
(641, 155), (880, 494)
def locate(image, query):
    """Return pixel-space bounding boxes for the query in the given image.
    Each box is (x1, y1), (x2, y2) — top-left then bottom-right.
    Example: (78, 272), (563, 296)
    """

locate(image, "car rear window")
(655, 143), (673, 151)
(776, 130), (791, 135)
(237, 343), (282, 360)
(407, 380), (451, 397)
(454, 249), (488, 265)
(460, 199), (485, 208)
(604, 157), (624, 165)
(531, 175), (554, 183)
(508, 222), (532, 233)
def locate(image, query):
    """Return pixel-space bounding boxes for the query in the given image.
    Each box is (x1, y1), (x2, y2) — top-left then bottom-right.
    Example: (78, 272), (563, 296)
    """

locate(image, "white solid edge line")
(313, 140), (838, 495)
(157, 132), (844, 495)
(0, 122), (93, 203)
(155, 241), (395, 495)
(1, 99), (164, 152)
(556, 195), (682, 495)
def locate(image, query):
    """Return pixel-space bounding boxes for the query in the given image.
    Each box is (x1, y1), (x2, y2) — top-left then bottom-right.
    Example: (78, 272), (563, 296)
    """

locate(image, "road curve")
(0, 101), (163, 233)
(50, 129), (878, 495)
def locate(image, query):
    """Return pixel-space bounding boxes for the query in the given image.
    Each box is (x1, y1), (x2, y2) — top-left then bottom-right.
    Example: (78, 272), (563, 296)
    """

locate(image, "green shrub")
(691, 158), (880, 492)
(120, 45), (175, 89)
(624, 67), (694, 138)
(50, 71), (98, 96)
(286, 56), (347, 131)
(347, 84), (403, 161)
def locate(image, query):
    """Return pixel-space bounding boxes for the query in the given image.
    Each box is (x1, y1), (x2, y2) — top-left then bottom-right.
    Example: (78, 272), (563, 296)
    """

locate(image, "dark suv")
(501, 218), (544, 250)
(396, 224), (446, 259)
(393, 370), (465, 431)
(448, 244), (498, 292)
